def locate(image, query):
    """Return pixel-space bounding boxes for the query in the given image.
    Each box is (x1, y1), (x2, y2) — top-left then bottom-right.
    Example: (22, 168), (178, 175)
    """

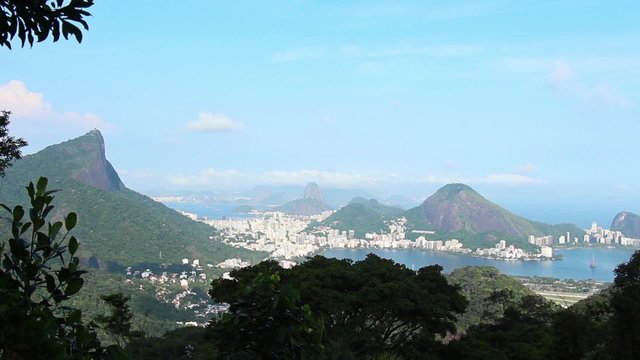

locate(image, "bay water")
(322, 247), (636, 282)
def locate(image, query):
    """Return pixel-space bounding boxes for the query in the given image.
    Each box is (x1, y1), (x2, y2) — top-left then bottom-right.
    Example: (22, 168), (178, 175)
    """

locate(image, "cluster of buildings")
(215, 258), (250, 269)
(208, 211), (554, 260)
(476, 240), (554, 260)
(526, 223), (640, 248)
(208, 211), (331, 259)
(414, 238), (467, 252)
(183, 207), (640, 265)
(585, 222), (640, 246)
(125, 261), (208, 290)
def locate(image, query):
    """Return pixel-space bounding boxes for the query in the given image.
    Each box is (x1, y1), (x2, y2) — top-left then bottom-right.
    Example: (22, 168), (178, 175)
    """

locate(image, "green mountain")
(314, 197), (404, 238)
(273, 182), (332, 215)
(273, 198), (332, 216)
(0, 130), (264, 268)
(611, 211), (640, 238)
(405, 184), (584, 248)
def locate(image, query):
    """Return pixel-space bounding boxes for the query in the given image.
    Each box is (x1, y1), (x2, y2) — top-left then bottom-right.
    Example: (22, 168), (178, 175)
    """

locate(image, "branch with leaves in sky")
(0, 0), (94, 49)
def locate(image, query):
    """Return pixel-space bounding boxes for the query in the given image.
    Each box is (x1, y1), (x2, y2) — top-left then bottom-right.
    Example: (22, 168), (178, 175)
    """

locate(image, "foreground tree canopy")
(209, 255), (468, 359)
(0, 177), (104, 358)
(0, 111), (26, 177)
(0, 0), (94, 49)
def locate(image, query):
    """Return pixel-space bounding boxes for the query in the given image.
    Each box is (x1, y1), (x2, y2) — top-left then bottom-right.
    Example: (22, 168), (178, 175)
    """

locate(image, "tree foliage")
(0, 111), (27, 177)
(209, 272), (322, 359)
(609, 250), (640, 360)
(96, 293), (143, 350)
(0, 0), (94, 49)
(446, 266), (536, 329)
(442, 295), (558, 360)
(210, 254), (468, 359)
(0, 177), (103, 358)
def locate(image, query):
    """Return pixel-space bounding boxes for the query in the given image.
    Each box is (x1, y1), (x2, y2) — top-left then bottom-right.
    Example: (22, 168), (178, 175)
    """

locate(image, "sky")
(1, 0), (639, 226)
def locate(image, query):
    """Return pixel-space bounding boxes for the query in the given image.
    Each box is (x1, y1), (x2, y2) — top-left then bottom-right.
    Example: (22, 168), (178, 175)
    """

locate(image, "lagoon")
(322, 247), (636, 282)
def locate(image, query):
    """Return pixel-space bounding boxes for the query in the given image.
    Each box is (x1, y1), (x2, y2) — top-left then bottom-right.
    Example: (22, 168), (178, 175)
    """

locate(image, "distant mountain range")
(273, 182), (332, 216)
(0, 130), (263, 268)
(311, 183), (585, 249)
(611, 211), (640, 238)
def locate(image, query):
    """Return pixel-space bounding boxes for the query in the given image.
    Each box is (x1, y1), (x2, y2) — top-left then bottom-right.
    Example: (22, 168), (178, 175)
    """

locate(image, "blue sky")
(1, 0), (639, 225)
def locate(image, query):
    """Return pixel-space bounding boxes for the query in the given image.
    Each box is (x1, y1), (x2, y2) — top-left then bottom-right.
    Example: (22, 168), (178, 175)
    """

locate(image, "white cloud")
(270, 47), (327, 63)
(424, 173), (543, 186)
(336, 44), (485, 59)
(503, 59), (632, 109)
(590, 85), (629, 108)
(59, 111), (114, 131)
(169, 168), (387, 188)
(170, 168), (543, 188)
(516, 164), (538, 174)
(0, 80), (52, 116)
(476, 174), (544, 185)
(548, 61), (574, 87)
(501, 56), (640, 72)
(170, 169), (248, 186)
(187, 112), (244, 132)
(616, 184), (631, 192)
(269, 43), (485, 64)
(0, 80), (114, 134)
(258, 169), (378, 187)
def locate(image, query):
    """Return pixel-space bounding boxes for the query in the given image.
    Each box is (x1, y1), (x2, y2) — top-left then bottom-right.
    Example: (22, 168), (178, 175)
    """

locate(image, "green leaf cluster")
(0, 177), (104, 358)
(0, 111), (27, 177)
(0, 0), (94, 49)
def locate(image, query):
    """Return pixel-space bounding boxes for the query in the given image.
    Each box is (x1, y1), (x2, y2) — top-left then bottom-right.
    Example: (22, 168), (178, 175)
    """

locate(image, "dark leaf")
(58, 267), (71, 281)
(9, 237), (26, 261)
(68, 236), (78, 255)
(20, 222), (32, 235)
(49, 221), (63, 240)
(12, 205), (24, 221)
(65, 212), (77, 231)
(65, 277), (84, 296)
(42, 205), (55, 219)
(37, 232), (51, 247)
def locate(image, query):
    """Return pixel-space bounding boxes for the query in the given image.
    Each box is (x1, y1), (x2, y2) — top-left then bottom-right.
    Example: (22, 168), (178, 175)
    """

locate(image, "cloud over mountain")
(187, 112), (244, 132)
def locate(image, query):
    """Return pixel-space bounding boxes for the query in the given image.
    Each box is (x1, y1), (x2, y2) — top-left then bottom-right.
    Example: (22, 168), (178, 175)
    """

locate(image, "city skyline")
(1, 0), (639, 222)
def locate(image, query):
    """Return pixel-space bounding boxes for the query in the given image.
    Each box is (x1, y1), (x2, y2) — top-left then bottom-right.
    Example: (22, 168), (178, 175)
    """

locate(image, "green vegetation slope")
(315, 197), (404, 238)
(0, 130), (264, 268)
(273, 197), (331, 216)
(406, 184), (585, 249)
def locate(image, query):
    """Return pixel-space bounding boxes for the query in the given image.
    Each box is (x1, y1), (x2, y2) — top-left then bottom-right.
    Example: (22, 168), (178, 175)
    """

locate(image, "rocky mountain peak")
(304, 182), (325, 202)
(611, 211), (640, 238)
(45, 129), (125, 191)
